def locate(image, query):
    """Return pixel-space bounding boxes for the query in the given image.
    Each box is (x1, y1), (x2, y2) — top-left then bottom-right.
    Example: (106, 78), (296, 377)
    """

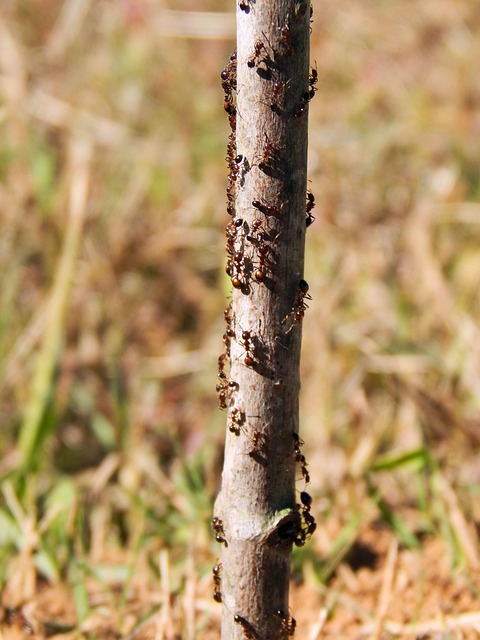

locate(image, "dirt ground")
(2, 521), (479, 640)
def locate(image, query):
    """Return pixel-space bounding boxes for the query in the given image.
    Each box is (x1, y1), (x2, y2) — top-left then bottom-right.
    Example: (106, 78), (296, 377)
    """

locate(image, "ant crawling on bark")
(306, 190), (316, 227)
(212, 516), (227, 546)
(282, 280), (312, 332)
(212, 563), (222, 603)
(245, 428), (268, 465)
(228, 407), (245, 435)
(252, 198), (283, 220)
(234, 615), (262, 639)
(239, 0), (255, 13)
(247, 40), (268, 69)
(241, 329), (256, 367)
(292, 431), (310, 484)
(275, 609), (297, 636)
(279, 20), (294, 56)
(293, 490), (316, 547)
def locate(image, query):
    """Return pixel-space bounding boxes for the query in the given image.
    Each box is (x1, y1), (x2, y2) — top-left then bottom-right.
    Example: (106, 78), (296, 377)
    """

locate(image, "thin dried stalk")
(214, 1), (314, 638)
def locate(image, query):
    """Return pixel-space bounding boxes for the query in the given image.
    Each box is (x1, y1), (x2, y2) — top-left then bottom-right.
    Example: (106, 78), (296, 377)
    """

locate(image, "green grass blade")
(17, 138), (92, 470)
(368, 447), (430, 473)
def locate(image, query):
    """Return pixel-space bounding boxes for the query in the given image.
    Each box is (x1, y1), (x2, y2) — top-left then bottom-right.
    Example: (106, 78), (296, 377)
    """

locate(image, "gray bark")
(214, 1), (312, 638)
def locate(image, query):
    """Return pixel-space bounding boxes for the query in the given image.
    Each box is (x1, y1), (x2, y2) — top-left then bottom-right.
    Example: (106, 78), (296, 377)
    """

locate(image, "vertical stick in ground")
(214, 1), (315, 638)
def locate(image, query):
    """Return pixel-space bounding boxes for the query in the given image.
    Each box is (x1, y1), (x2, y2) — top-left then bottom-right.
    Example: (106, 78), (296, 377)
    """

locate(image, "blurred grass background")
(1, 0), (480, 638)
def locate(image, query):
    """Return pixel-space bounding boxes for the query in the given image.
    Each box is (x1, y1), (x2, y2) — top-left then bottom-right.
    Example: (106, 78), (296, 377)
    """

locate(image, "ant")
(306, 190), (315, 226)
(234, 615), (262, 639)
(256, 133), (274, 172)
(216, 378), (236, 410)
(309, 63), (318, 98)
(299, 490), (317, 540)
(228, 407), (245, 435)
(269, 79), (291, 116)
(293, 95), (308, 118)
(293, 491), (316, 546)
(239, 0), (255, 13)
(275, 609), (296, 636)
(292, 431), (310, 484)
(240, 329), (255, 366)
(252, 198), (282, 220)
(221, 51), (237, 94)
(213, 563), (222, 603)
(296, 279), (312, 320)
(252, 242), (272, 283)
(218, 352), (228, 380)
(225, 134), (237, 169)
(247, 37), (273, 71)
(247, 40), (267, 68)
(283, 280), (312, 330)
(245, 428), (268, 465)
(212, 517), (227, 546)
(224, 99), (236, 117)
(280, 21), (294, 56)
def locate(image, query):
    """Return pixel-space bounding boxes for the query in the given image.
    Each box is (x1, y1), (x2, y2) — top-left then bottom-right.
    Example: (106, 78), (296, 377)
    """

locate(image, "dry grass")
(1, 0), (480, 638)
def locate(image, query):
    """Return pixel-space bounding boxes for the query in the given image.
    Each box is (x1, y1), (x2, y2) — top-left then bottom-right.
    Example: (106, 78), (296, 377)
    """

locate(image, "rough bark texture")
(214, 1), (312, 638)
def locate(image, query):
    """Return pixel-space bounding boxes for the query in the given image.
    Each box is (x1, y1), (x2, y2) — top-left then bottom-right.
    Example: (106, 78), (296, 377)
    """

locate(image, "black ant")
(293, 95), (308, 118)
(300, 491), (316, 540)
(212, 517), (227, 546)
(239, 0), (255, 13)
(293, 490), (316, 547)
(275, 609), (296, 636)
(309, 63), (318, 98)
(234, 615), (262, 639)
(213, 563), (222, 603)
(306, 190), (315, 226)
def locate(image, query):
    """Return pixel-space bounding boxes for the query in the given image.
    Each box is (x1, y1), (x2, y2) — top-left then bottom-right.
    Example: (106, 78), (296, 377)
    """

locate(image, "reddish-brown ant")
(256, 133), (275, 172)
(228, 407), (245, 435)
(252, 198), (282, 220)
(212, 517), (227, 546)
(213, 563), (222, 603)
(292, 431), (310, 484)
(245, 428), (268, 464)
(283, 280), (312, 330)
(247, 37), (273, 71)
(280, 21), (294, 56)
(241, 329), (255, 366)
(269, 78), (291, 115)
(275, 609), (297, 636)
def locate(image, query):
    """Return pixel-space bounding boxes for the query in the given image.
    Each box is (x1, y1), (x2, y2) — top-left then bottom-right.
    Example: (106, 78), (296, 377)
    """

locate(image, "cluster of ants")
(213, 5), (317, 637)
